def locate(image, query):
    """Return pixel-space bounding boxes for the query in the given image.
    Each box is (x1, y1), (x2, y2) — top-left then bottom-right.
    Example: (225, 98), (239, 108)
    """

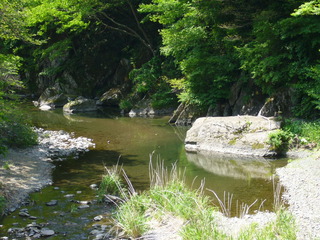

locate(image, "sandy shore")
(0, 128), (95, 213)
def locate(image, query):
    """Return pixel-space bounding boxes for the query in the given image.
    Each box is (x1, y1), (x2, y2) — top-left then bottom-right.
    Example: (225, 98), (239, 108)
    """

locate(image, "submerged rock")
(46, 200), (58, 206)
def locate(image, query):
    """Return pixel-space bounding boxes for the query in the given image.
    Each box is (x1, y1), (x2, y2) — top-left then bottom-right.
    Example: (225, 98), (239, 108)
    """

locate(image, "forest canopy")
(0, 0), (320, 118)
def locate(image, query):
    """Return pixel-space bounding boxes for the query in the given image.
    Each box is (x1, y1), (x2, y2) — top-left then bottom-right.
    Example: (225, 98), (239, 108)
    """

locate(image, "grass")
(97, 163), (124, 201)
(283, 119), (320, 148)
(0, 194), (6, 215)
(2, 161), (11, 170)
(105, 155), (297, 239)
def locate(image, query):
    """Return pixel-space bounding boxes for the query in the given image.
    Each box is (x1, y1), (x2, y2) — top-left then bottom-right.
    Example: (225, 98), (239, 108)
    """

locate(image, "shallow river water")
(0, 106), (288, 239)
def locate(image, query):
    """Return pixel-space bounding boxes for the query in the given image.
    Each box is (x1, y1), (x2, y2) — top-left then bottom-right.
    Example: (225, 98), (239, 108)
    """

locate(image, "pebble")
(78, 205), (90, 209)
(18, 212), (30, 218)
(90, 184), (98, 189)
(64, 194), (75, 198)
(46, 200), (58, 206)
(93, 215), (103, 221)
(40, 229), (55, 236)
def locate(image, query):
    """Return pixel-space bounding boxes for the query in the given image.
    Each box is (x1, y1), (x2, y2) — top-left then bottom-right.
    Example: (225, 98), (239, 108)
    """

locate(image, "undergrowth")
(103, 155), (297, 239)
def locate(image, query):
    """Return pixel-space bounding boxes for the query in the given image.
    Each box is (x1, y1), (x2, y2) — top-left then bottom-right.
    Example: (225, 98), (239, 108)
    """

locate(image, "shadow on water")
(0, 104), (289, 238)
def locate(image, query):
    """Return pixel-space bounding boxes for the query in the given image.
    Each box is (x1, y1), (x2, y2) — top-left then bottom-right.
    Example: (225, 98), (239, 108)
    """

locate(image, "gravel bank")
(276, 151), (320, 240)
(0, 128), (95, 213)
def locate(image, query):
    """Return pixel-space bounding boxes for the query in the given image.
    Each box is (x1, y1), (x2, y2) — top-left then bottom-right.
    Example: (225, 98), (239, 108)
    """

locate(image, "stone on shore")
(63, 96), (97, 113)
(185, 116), (281, 157)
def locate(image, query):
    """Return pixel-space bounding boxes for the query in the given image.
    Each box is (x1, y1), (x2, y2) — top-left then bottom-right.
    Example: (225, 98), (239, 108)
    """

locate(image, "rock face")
(169, 103), (206, 126)
(185, 116), (281, 157)
(63, 96), (97, 113)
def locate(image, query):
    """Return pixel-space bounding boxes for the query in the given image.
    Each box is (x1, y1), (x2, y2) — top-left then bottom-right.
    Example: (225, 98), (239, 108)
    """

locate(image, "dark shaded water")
(0, 106), (288, 239)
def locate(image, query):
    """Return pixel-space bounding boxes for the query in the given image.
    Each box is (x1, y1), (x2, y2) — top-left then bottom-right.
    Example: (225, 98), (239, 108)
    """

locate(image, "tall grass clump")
(238, 207), (296, 240)
(109, 156), (297, 240)
(97, 164), (124, 201)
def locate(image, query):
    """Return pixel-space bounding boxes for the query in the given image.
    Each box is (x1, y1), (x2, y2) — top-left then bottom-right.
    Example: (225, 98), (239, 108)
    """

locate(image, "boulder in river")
(63, 96), (97, 113)
(185, 116), (281, 157)
(36, 86), (68, 109)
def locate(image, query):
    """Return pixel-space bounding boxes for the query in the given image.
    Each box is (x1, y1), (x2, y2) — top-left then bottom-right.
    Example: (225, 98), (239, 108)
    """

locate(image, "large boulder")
(36, 86), (68, 109)
(185, 116), (281, 157)
(63, 96), (97, 113)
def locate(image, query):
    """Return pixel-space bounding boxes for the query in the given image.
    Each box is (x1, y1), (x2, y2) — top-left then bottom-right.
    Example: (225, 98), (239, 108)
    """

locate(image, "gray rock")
(18, 211), (30, 218)
(78, 205), (90, 209)
(97, 88), (122, 106)
(90, 184), (98, 189)
(185, 116), (281, 157)
(129, 99), (175, 117)
(40, 229), (55, 236)
(46, 200), (58, 206)
(63, 96), (97, 113)
(93, 215), (103, 221)
(37, 86), (68, 108)
(64, 194), (75, 198)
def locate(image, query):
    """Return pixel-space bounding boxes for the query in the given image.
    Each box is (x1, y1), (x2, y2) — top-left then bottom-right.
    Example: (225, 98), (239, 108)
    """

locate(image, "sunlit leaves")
(293, 0), (320, 16)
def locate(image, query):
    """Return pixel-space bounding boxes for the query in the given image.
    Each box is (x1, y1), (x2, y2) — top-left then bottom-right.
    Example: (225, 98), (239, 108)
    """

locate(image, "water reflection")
(186, 151), (275, 180)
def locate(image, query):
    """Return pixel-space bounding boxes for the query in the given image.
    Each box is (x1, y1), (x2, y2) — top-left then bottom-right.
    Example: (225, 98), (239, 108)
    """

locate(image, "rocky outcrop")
(63, 96), (97, 113)
(129, 99), (175, 117)
(169, 103), (206, 126)
(185, 116), (281, 157)
(96, 88), (123, 107)
(34, 85), (68, 110)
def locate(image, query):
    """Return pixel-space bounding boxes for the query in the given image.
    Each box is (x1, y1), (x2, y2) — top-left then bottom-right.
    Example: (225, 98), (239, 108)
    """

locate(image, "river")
(0, 106), (288, 239)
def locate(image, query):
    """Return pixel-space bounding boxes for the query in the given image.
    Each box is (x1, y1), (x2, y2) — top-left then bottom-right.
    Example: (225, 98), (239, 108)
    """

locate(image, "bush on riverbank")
(283, 119), (320, 148)
(0, 100), (38, 155)
(103, 159), (297, 239)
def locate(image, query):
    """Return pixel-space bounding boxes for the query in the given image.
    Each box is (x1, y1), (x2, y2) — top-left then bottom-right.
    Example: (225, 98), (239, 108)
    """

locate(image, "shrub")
(0, 100), (38, 155)
(284, 119), (320, 145)
(267, 130), (292, 154)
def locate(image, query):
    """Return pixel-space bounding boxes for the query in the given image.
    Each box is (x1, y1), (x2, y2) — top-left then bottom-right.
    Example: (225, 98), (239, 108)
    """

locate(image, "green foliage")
(293, 0), (320, 16)
(267, 130), (292, 154)
(238, 208), (296, 240)
(0, 195), (6, 215)
(140, 0), (239, 106)
(283, 119), (320, 145)
(114, 194), (150, 238)
(2, 161), (11, 170)
(97, 166), (124, 201)
(129, 55), (179, 108)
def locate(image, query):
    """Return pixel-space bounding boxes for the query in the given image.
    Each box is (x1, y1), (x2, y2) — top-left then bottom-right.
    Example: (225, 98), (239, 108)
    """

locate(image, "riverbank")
(0, 128), (95, 213)
(276, 151), (320, 240)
